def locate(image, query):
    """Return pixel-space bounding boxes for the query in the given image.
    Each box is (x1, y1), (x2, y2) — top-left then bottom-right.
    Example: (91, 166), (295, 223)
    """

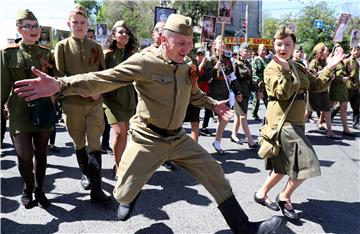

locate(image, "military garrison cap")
(312, 42), (325, 54)
(258, 44), (265, 50)
(16, 9), (37, 21)
(154, 21), (165, 30)
(71, 5), (88, 18)
(274, 25), (294, 39)
(164, 14), (193, 36)
(112, 20), (126, 31)
(239, 42), (251, 50)
(294, 44), (303, 51)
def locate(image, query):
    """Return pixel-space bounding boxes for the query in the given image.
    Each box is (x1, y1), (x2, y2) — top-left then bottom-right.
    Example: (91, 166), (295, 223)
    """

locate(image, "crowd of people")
(1, 4), (359, 233)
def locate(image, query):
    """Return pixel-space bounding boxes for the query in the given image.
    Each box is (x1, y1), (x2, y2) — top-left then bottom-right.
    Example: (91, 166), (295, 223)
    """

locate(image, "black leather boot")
(88, 151), (109, 203)
(117, 191), (142, 221)
(218, 195), (283, 234)
(76, 147), (91, 190)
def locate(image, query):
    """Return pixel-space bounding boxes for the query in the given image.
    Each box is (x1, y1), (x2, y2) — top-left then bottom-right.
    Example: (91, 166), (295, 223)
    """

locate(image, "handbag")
(28, 98), (54, 127)
(258, 61), (300, 159)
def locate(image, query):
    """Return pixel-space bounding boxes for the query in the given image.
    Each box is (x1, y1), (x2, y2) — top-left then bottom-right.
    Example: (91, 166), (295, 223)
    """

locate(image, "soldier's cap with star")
(274, 25), (296, 42)
(16, 9), (37, 21)
(164, 14), (193, 36)
(239, 42), (251, 50)
(70, 5), (88, 19)
(312, 42), (325, 54)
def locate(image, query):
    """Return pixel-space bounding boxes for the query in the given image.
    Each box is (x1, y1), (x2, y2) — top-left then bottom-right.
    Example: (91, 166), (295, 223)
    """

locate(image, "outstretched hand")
(326, 49), (345, 69)
(14, 66), (61, 101)
(213, 100), (233, 122)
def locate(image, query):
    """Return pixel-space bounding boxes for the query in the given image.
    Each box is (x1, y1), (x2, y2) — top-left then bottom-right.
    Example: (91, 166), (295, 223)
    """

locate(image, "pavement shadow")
(294, 199), (360, 234)
(135, 169), (212, 221)
(134, 222), (174, 234)
(213, 152), (261, 174)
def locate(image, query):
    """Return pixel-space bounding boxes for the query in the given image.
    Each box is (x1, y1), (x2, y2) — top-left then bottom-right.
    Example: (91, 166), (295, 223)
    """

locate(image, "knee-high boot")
(75, 147), (91, 190)
(88, 151), (109, 203)
(218, 195), (283, 234)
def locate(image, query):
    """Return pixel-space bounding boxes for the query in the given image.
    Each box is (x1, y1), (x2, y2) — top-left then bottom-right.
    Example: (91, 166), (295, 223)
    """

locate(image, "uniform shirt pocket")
(151, 74), (173, 84)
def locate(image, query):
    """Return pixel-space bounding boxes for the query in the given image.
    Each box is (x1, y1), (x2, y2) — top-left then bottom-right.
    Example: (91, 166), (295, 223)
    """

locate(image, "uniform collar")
(18, 40), (38, 52)
(70, 35), (86, 44)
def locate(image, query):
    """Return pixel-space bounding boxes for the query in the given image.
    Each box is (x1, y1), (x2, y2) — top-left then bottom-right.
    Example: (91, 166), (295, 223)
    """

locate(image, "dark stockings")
(12, 131), (51, 192)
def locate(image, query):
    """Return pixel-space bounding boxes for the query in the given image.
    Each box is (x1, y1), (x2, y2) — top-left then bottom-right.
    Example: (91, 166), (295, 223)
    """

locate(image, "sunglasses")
(117, 30), (128, 35)
(20, 23), (41, 30)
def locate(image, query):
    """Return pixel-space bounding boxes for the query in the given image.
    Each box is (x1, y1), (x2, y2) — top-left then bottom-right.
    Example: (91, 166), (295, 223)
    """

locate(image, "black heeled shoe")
(276, 194), (298, 220)
(254, 192), (280, 211)
(248, 142), (259, 149)
(21, 189), (33, 208)
(35, 188), (50, 209)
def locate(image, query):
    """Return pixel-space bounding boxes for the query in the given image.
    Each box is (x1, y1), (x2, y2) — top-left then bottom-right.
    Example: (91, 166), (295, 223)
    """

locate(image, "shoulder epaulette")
(103, 49), (114, 55)
(2, 43), (19, 50)
(38, 45), (51, 51)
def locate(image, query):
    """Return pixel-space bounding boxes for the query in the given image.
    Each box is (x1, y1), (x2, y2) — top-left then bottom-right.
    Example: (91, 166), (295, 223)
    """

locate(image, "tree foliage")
(75, 0), (101, 15)
(262, 1), (357, 56)
(96, 0), (158, 43)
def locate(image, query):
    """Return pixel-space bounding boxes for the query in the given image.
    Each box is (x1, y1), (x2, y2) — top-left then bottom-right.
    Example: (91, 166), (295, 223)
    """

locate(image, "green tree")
(293, 1), (337, 57)
(96, 0), (158, 46)
(75, 0), (101, 16)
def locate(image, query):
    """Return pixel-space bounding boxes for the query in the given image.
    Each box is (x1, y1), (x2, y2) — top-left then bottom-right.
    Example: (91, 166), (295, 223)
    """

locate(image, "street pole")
(245, 3), (248, 42)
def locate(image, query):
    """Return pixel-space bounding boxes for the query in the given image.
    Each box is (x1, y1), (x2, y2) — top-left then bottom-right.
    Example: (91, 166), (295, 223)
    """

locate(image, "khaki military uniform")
(307, 59), (331, 111)
(344, 56), (360, 122)
(329, 61), (348, 102)
(58, 46), (233, 204)
(103, 48), (136, 124)
(54, 36), (105, 151)
(234, 58), (252, 115)
(1, 40), (55, 135)
(251, 56), (269, 116)
(264, 60), (334, 179)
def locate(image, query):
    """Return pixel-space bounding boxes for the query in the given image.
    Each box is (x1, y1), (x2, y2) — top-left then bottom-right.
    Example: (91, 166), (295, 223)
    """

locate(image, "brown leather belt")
(214, 76), (225, 80)
(147, 123), (182, 137)
(268, 93), (305, 102)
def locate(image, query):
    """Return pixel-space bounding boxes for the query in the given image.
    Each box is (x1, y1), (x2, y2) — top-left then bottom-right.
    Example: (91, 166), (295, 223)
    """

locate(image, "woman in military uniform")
(253, 25), (344, 220)
(102, 20), (138, 179)
(307, 43), (339, 138)
(1, 9), (55, 208)
(231, 42), (258, 148)
(329, 44), (354, 136)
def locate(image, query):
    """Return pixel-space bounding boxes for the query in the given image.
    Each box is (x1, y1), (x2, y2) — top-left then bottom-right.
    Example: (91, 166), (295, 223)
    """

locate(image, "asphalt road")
(1, 104), (359, 234)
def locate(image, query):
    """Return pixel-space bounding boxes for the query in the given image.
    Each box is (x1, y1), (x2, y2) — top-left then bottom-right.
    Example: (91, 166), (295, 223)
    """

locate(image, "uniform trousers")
(113, 127), (233, 205)
(62, 102), (104, 152)
(348, 88), (360, 121)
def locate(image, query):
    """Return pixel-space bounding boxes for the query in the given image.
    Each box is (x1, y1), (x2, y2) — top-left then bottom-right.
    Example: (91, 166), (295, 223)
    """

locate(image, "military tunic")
(54, 36), (106, 151)
(234, 58), (252, 115)
(1, 40), (55, 135)
(103, 48), (136, 124)
(344, 56), (360, 120)
(307, 59), (331, 111)
(264, 60), (334, 179)
(329, 61), (348, 102)
(58, 46), (233, 204)
(251, 56), (269, 115)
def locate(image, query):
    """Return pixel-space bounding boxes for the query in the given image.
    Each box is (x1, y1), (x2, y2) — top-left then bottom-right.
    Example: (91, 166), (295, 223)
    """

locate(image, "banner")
(201, 15), (216, 42)
(224, 37), (273, 47)
(333, 13), (351, 42)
